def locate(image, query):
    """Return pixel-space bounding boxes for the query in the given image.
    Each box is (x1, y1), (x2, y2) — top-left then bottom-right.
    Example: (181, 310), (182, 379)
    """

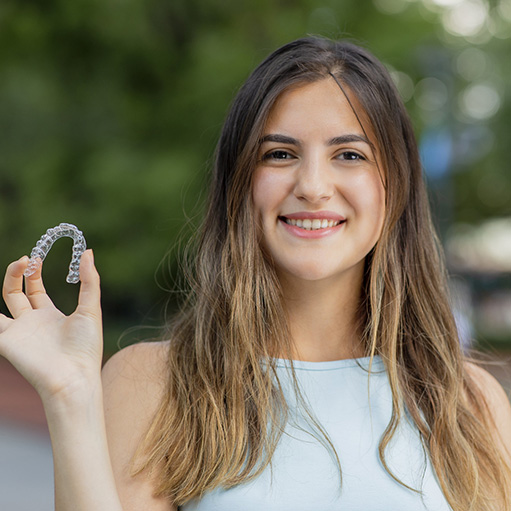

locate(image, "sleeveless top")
(180, 356), (452, 510)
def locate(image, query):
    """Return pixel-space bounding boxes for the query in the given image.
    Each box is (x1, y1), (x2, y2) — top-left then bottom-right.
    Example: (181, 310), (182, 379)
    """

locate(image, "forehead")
(263, 78), (376, 142)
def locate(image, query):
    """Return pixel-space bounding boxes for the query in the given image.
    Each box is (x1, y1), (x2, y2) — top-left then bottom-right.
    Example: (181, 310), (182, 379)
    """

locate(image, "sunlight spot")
(459, 83), (500, 120)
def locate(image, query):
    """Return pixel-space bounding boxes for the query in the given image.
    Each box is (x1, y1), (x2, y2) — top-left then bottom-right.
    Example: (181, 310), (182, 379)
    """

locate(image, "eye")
(337, 151), (366, 161)
(262, 150), (295, 161)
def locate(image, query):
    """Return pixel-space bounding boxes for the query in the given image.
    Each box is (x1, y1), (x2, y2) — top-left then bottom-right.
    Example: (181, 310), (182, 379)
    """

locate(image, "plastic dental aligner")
(24, 223), (87, 284)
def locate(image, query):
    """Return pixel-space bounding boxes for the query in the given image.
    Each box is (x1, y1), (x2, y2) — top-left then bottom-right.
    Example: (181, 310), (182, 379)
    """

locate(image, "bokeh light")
(441, 0), (488, 37)
(389, 69), (415, 102)
(447, 218), (511, 273)
(455, 48), (490, 81)
(459, 82), (501, 120)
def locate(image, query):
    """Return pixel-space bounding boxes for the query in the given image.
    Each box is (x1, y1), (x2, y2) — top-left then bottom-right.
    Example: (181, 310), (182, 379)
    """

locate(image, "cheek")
(370, 176), (386, 218)
(251, 169), (267, 218)
(252, 168), (291, 220)
(252, 170), (275, 254)
(371, 182), (386, 238)
(350, 172), (386, 231)
(251, 169), (273, 243)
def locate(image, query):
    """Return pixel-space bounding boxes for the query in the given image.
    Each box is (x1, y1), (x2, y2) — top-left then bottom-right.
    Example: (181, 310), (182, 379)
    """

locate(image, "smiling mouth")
(280, 217), (345, 231)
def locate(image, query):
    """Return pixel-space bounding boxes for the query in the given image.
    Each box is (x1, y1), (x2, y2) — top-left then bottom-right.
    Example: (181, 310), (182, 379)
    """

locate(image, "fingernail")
(81, 249), (94, 269)
(19, 255), (30, 267)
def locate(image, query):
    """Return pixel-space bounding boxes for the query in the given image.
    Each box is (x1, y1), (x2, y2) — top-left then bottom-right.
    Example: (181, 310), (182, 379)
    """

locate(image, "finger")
(24, 259), (55, 310)
(2, 257), (33, 318)
(77, 250), (101, 317)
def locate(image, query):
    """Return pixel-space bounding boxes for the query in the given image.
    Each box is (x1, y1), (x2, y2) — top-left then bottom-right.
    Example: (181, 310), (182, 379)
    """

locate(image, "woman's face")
(252, 78), (386, 287)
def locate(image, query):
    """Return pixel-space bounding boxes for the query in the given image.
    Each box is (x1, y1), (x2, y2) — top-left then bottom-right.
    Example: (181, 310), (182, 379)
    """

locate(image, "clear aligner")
(24, 223), (87, 284)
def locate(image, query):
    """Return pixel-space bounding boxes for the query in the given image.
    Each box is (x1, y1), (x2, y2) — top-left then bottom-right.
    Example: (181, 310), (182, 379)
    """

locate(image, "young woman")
(0, 37), (510, 511)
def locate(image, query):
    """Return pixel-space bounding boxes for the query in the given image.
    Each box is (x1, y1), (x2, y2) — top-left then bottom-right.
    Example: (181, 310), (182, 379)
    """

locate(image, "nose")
(293, 154), (334, 203)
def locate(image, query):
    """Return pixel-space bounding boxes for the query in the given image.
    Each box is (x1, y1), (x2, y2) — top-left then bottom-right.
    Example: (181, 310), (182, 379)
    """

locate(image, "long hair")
(134, 37), (510, 509)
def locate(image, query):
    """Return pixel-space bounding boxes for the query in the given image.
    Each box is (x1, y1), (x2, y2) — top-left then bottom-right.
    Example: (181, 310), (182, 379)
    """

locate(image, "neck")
(278, 269), (366, 362)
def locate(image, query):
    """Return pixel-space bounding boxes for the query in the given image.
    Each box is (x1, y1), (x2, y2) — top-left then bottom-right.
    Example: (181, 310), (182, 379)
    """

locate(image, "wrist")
(41, 372), (104, 418)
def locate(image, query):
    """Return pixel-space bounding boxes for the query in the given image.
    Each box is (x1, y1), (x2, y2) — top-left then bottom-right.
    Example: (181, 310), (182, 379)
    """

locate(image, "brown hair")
(134, 37), (511, 509)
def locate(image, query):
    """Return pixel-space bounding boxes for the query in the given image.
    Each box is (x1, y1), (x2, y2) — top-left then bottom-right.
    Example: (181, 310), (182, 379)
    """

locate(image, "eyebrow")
(260, 133), (374, 149)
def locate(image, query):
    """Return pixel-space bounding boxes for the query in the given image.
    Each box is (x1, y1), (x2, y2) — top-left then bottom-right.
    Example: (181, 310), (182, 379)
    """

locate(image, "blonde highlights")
(134, 37), (511, 509)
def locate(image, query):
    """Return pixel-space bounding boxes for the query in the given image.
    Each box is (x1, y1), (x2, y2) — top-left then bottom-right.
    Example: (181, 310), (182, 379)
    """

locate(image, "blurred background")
(0, 0), (510, 508)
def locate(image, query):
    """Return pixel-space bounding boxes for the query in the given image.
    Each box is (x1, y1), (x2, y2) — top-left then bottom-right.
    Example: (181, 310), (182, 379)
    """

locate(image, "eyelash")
(338, 151), (366, 161)
(262, 150), (294, 161)
(261, 150), (366, 162)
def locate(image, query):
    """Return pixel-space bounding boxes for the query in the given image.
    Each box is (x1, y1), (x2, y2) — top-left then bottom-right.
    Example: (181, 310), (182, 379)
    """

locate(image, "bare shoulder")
(102, 341), (170, 435)
(102, 341), (175, 511)
(102, 340), (169, 395)
(464, 361), (511, 461)
(464, 361), (511, 408)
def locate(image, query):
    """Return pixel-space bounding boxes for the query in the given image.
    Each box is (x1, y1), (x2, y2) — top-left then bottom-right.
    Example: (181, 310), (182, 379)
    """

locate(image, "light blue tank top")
(180, 356), (451, 510)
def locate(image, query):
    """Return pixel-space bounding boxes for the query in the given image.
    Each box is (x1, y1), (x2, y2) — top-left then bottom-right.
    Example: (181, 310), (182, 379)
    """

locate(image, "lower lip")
(279, 218), (346, 239)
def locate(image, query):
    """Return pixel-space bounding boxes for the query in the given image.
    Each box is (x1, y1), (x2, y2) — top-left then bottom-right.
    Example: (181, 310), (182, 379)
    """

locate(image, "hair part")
(133, 36), (511, 509)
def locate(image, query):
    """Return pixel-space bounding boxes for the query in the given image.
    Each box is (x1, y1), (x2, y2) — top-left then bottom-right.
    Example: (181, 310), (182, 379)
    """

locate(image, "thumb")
(77, 250), (101, 317)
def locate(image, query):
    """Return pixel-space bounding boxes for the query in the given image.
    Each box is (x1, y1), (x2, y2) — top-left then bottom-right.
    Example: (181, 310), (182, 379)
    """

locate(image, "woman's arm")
(0, 252), (174, 511)
(45, 371), (124, 510)
(102, 342), (176, 511)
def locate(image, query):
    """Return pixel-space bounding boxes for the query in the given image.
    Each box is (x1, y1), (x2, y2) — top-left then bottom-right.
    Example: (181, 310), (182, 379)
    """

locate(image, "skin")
(253, 78), (385, 360)
(0, 253), (174, 511)
(0, 80), (509, 510)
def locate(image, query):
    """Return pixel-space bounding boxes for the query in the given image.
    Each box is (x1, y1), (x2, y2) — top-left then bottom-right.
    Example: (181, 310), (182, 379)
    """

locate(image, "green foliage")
(0, 0), (509, 352)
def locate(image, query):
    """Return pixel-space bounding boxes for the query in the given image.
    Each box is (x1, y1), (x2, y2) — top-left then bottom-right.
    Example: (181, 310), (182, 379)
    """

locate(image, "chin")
(280, 264), (346, 283)
(276, 257), (366, 285)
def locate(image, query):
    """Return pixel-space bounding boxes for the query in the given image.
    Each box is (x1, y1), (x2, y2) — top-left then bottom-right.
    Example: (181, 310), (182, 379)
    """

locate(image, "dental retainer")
(24, 223), (87, 284)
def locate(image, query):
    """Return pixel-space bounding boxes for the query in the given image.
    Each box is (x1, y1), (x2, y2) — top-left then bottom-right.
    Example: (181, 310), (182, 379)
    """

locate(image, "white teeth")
(284, 218), (341, 230)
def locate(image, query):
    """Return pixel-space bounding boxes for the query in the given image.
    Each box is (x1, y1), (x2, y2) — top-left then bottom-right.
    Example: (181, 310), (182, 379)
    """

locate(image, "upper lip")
(281, 211), (346, 221)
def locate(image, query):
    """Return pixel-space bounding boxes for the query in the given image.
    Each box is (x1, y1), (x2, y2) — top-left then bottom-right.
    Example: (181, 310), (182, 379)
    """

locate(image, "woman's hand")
(0, 249), (103, 404)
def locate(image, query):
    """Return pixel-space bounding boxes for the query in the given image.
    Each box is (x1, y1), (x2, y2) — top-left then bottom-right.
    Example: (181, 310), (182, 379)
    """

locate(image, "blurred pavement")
(0, 358), (54, 511)
(0, 420), (54, 511)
